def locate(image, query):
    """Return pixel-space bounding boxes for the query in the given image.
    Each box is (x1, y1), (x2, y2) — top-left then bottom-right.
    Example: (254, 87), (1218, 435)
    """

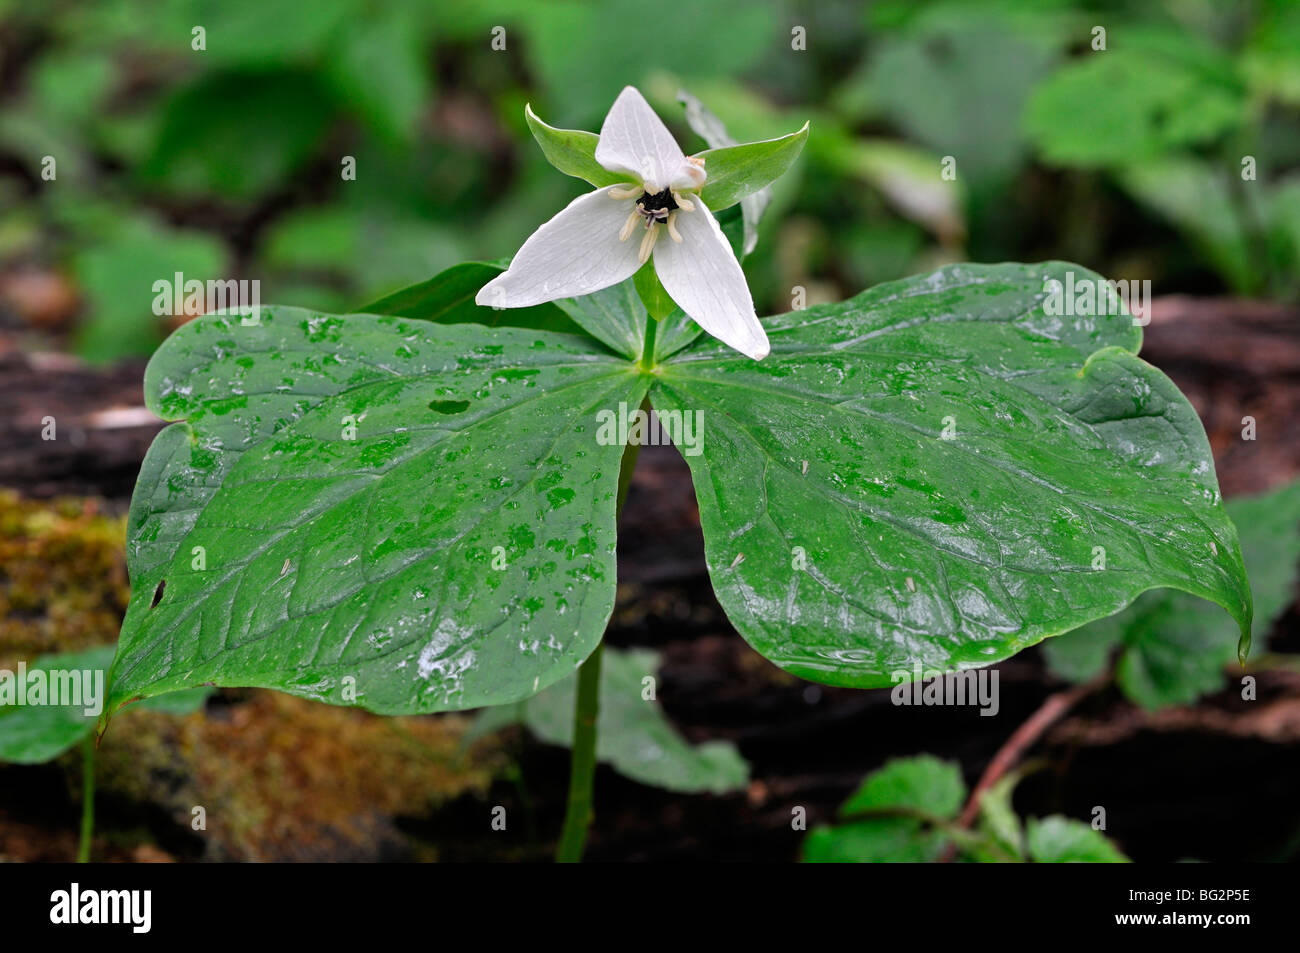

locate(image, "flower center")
(612, 184), (693, 261)
(635, 188), (678, 227)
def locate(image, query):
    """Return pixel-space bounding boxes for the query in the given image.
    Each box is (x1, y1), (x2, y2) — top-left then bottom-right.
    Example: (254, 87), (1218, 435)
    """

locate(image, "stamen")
(666, 212), (683, 243)
(638, 224), (659, 264)
(618, 209), (640, 242)
(608, 185), (641, 199)
(672, 191), (695, 212)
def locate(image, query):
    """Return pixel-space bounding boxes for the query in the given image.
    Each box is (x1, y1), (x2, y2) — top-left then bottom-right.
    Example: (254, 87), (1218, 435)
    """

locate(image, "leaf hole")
(428, 399), (470, 415)
(151, 578), (166, 608)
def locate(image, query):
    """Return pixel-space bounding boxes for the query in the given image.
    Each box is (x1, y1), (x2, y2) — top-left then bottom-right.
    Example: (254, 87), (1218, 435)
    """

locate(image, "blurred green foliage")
(801, 755), (1129, 862)
(0, 0), (1296, 362)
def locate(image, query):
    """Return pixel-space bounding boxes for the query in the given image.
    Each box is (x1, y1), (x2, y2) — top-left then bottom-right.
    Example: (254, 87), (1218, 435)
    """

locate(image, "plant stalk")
(554, 333), (652, 861)
(640, 314), (657, 371)
(77, 735), (96, 863)
(555, 640), (604, 862)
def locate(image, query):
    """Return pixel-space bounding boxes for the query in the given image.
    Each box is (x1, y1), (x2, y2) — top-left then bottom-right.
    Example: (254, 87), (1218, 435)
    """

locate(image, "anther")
(619, 209), (640, 242)
(672, 191), (695, 212)
(638, 224), (659, 264)
(666, 212), (683, 243)
(608, 185), (641, 200)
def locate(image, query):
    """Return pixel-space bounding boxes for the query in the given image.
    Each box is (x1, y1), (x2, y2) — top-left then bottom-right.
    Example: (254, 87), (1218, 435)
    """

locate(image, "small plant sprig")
(101, 87), (1251, 861)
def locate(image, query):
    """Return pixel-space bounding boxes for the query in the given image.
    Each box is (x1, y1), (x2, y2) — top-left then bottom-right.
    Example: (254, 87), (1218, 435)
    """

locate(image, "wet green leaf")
(108, 308), (646, 719)
(1045, 479), (1300, 708)
(652, 262), (1252, 688)
(470, 646), (748, 794)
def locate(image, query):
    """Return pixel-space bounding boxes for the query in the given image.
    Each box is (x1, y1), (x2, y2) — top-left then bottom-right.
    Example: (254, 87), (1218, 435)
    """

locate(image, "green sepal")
(524, 104), (631, 188)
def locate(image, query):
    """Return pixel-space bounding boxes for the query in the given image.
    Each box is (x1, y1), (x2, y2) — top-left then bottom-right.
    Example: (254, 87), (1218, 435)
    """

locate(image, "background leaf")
(0, 646), (209, 764)
(1024, 42), (1244, 169)
(804, 755), (964, 862)
(1026, 815), (1129, 863)
(470, 645), (748, 794)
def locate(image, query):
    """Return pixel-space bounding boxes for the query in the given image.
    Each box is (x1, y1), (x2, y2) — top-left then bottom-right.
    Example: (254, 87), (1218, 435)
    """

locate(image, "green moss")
(0, 490), (129, 668)
(96, 692), (505, 861)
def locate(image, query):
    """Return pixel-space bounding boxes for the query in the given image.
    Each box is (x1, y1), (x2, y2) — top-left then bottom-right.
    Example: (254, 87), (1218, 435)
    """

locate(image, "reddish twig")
(938, 671), (1110, 862)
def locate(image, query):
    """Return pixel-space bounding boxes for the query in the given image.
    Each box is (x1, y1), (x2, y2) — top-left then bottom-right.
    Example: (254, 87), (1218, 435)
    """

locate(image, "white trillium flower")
(476, 86), (770, 360)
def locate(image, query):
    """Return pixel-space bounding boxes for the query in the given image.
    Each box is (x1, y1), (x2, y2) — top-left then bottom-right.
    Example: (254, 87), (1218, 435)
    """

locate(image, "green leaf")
(651, 262), (1251, 688)
(324, 11), (430, 144)
(510, 0), (776, 122)
(1045, 479), (1300, 708)
(823, 136), (966, 243)
(550, 277), (704, 363)
(804, 755), (963, 863)
(1025, 48), (1244, 169)
(978, 773), (1026, 860)
(1026, 816), (1128, 863)
(552, 278), (649, 359)
(802, 817), (950, 863)
(695, 122), (809, 213)
(0, 647), (113, 764)
(677, 88), (780, 257)
(524, 104), (630, 189)
(73, 218), (227, 363)
(804, 756), (1125, 863)
(653, 309), (705, 364)
(1114, 159), (1256, 294)
(108, 309), (646, 719)
(0, 647), (208, 764)
(632, 262), (678, 323)
(263, 206), (468, 304)
(364, 263), (690, 365)
(844, 13), (1057, 186)
(140, 70), (337, 200)
(840, 754), (965, 819)
(358, 261), (582, 335)
(471, 646), (748, 794)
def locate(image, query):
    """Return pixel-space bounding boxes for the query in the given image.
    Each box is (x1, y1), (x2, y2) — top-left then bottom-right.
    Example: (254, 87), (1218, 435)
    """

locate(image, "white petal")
(475, 187), (643, 308)
(666, 157), (707, 191)
(594, 86), (687, 191)
(653, 199), (769, 360)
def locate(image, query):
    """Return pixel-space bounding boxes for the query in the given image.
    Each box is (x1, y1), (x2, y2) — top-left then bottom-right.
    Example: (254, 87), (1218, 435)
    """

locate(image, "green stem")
(77, 735), (95, 863)
(554, 382), (648, 861)
(555, 641), (604, 863)
(640, 314), (657, 371)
